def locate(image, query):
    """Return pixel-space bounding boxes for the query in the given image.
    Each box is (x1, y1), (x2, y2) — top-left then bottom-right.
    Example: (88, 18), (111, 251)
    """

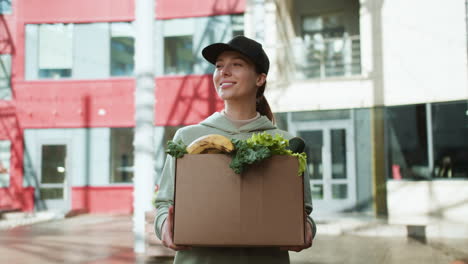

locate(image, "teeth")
(220, 83), (234, 88)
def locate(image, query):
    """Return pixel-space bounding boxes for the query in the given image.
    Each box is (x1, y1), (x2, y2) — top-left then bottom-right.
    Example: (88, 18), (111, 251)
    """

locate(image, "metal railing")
(292, 35), (361, 80)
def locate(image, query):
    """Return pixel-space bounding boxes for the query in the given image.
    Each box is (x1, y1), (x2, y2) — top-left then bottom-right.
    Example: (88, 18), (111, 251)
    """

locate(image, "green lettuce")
(230, 132), (307, 176)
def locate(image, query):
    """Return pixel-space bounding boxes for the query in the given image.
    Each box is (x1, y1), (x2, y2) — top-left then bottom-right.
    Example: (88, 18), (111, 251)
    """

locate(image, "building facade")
(1, 0), (467, 222)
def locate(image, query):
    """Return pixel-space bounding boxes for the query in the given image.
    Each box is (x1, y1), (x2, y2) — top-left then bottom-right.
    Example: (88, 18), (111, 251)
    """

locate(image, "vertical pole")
(134, 0), (155, 254)
(370, 106), (388, 216)
(426, 103), (434, 177)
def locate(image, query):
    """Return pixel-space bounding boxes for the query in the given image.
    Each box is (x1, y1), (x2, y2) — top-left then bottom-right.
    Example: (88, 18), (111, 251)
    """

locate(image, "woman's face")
(213, 51), (266, 102)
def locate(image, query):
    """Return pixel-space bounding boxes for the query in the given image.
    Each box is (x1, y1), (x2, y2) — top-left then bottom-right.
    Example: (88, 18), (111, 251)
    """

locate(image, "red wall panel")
(0, 187), (34, 211)
(21, 0), (134, 24)
(156, 0), (245, 19)
(19, 0), (245, 23)
(0, 102), (27, 211)
(13, 75), (222, 128)
(14, 79), (135, 128)
(72, 186), (134, 214)
(155, 75), (224, 126)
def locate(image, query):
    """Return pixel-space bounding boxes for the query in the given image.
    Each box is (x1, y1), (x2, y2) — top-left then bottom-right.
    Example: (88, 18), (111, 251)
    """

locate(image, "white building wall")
(269, 78), (374, 112)
(387, 181), (468, 223)
(382, 0), (468, 105)
(266, 0), (468, 112)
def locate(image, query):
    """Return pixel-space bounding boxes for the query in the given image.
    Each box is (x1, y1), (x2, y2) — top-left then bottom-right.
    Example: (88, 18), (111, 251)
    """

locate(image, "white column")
(133, 0), (155, 254)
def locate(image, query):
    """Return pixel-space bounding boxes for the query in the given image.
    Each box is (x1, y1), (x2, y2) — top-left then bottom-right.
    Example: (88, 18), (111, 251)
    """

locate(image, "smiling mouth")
(219, 82), (235, 89)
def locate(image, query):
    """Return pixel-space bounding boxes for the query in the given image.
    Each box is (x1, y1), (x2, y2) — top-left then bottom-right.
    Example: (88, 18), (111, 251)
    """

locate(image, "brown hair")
(255, 67), (275, 123)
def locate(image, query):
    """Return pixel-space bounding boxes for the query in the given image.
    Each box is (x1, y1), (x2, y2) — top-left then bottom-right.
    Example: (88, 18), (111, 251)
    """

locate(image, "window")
(25, 22), (134, 80)
(0, 0), (12, 14)
(38, 24), (73, 79)
(432, 101), (468, 179)
(110, 128), (134, 183)
(386, 101), (468, 180)
(231, 14), (244, 37)
(386, 104), (429, 180)
(164, 35), (194, 75)
(40, 145), (66, 199)
(0, 54), (11, 100)
(111, 23), (134, 76)
(0, 140), (11, 187)
(296, 12), (361, 79)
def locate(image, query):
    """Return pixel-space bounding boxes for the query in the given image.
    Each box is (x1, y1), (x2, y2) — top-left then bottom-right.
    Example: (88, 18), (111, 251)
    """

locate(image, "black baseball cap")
(202, 36), (270, 74)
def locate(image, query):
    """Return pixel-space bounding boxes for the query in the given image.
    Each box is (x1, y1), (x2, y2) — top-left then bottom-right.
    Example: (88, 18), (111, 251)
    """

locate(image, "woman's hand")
(161, 205), (191, 251)
(280, 220), (314, 252)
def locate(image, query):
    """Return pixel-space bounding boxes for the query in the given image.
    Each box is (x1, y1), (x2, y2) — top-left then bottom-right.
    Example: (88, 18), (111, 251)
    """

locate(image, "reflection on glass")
(332, 184), (347, 199)
(311, 184), (323, 199)
(40, 188), (63, 200)
(0, 0), (13, 14)
(432, 101), (468, 179)
(299, 130), (323, 179)
(0, 54), (12, 100)
(41, 145), (66, 184)
(164, 35), (194, 75)
(331, 129), (347, 179)
(231, 14), (244, 37)
(110, 128), (134, 183)
(386, 104), (429, 180)
(111, 37), (134, 76)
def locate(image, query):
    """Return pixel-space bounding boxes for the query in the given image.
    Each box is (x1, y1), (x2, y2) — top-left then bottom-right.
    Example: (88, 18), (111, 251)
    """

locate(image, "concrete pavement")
(0, 213), (467, 264)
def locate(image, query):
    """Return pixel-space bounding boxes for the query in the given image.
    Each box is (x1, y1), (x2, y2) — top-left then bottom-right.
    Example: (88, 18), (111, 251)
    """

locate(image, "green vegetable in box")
(165, 132), (307, 176)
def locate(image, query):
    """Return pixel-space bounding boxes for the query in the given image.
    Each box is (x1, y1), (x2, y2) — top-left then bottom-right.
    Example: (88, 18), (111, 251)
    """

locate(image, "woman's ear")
(256, 73), (267, 87)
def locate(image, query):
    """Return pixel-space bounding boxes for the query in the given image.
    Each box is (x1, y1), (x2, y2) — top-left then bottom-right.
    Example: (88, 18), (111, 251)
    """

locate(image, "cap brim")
(202, 43), (248, 65)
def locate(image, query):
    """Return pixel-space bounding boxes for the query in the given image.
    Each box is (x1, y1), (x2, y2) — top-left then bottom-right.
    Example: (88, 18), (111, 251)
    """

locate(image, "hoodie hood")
(200, 112), (276, 134)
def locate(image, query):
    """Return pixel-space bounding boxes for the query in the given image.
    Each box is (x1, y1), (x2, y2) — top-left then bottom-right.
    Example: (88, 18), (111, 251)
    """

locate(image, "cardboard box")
(173, 154), (305, 247)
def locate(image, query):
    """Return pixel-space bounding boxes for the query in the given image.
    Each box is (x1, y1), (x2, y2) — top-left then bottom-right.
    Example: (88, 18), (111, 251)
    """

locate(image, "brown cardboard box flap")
(174, 154), (305, 247)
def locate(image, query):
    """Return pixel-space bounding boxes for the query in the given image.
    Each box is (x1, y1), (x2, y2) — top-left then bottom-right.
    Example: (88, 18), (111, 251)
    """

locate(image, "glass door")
(39, 144), (70, 212)
(292, 121), (356, 213)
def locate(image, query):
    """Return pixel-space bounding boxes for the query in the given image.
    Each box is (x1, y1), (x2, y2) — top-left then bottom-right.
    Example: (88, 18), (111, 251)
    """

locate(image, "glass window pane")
(40, 188), (63, 200)
(0, 54), (12, 100)
(74, 23), (110, 79)
(311, 184), (323, 199)
(111, 22), (134, 76)
(331, 129), (347, 179)
(164, 35), (193, 75)
(0, 140), (11, 187)
(432, 101), (468, 179)
(25, 24), (39, 80)
(41, 145), (66, 184)
(292, 109), (350, 122)
(0, 0), (12, 14)
(332, 184), (347, 199)
(299, 130), (323, 179)
(386, 104), (429, 180)
(38, 24), (73, 78)
(110, 128), (134, 183)
(231, 14), (244, 37)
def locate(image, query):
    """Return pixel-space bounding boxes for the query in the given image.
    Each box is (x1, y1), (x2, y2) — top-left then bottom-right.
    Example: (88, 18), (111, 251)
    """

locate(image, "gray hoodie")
(154, 112), (315, 264)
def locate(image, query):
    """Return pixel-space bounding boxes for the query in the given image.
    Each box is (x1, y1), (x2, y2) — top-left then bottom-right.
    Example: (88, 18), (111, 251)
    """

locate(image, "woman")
(154, 36), (316, 264)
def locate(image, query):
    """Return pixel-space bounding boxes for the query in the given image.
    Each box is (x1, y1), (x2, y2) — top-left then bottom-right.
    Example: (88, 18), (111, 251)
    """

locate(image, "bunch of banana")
(186, 134), (235, 154)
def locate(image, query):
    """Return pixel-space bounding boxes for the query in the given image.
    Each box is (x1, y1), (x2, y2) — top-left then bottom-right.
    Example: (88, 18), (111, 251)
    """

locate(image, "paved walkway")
(0, 213), (467, 263)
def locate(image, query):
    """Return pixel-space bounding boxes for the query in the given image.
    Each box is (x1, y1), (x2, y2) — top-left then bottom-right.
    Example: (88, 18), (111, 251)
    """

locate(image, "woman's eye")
(233, 63), (242, 67)
(215, 64), (223, 69)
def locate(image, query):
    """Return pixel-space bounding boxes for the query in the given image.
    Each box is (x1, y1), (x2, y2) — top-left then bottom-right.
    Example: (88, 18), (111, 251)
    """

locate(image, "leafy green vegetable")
(166, 140), (188, 158)
(230, 132), (308, 176)
(230, 138), (272, 174)
(291, 152), (307, 176)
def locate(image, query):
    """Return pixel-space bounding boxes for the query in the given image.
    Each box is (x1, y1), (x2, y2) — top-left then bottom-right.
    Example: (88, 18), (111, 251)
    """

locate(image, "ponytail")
(256, 81), (275, 123)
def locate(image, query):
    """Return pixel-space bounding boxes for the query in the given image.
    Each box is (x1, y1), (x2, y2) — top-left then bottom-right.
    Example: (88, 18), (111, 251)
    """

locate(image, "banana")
(186, 134), (235, 154)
